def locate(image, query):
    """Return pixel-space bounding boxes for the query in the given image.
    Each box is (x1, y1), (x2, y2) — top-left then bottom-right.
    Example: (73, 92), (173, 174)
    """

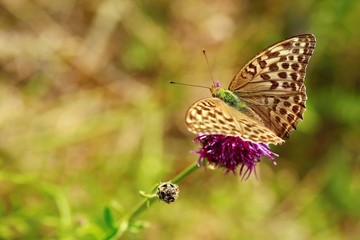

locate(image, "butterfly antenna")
(202, 49), (215, 86)
(169, 81), (210, 89)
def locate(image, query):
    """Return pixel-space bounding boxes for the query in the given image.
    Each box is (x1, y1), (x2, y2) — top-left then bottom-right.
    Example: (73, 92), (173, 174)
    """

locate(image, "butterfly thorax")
(211, 86), (246, 111)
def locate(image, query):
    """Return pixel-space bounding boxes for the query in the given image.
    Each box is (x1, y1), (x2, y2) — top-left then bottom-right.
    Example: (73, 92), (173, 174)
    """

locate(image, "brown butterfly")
(186, 34), (316, 145)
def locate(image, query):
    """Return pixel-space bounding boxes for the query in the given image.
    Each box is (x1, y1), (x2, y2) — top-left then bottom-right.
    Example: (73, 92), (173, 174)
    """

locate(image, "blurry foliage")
(0, 0), (359, 239)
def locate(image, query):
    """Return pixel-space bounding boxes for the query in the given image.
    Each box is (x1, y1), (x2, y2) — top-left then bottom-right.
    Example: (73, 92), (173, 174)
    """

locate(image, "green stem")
(110, 161), (199, 239)
(171, 161), (199, 184)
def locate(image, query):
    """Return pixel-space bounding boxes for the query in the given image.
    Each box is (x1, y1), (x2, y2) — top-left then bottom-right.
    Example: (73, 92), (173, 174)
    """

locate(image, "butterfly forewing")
(186, 98), (284, 145)
(228, 34), (316, 139)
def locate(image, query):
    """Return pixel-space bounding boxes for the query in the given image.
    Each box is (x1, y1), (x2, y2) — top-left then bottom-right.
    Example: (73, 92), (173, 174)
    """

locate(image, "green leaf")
(128, 220), (150, 233)
(103, 207), (115, 230)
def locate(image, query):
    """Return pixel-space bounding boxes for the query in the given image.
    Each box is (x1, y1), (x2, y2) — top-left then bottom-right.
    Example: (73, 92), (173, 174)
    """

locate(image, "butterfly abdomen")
(213, 87), (246, 111)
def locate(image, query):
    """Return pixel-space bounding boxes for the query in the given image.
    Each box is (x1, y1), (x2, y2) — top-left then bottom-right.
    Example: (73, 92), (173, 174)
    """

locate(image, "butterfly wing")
(185, 98), (284, 145)
(228, 34), (316, 139)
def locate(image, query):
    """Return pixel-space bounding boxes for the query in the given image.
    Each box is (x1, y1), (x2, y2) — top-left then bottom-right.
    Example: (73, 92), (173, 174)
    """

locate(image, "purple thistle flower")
(194, 134), (278, 179)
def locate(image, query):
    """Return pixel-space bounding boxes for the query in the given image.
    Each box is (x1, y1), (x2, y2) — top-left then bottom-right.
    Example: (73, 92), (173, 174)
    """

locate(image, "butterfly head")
(210, 80), (223, 97)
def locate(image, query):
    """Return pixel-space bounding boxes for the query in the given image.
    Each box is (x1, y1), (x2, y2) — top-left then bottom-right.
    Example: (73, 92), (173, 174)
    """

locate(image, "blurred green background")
(0, 0), (359, 239)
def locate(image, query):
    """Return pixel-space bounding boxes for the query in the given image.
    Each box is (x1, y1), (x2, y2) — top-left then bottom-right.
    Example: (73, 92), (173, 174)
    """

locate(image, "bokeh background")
(0, 0), (359, 239)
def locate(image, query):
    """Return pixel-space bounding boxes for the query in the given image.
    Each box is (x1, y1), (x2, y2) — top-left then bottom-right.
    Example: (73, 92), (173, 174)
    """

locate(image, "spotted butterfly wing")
(186, 98), (284, 144)
(185, 34), (316, 144)
(229, 34), (316, 139)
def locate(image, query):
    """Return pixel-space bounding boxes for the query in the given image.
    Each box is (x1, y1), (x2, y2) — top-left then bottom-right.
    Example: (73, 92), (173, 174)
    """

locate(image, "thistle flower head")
(194, 134), (278, 179)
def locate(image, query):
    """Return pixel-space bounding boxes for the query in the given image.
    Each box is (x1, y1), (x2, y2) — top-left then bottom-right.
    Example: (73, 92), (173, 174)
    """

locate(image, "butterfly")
(185, 34), (316, 145)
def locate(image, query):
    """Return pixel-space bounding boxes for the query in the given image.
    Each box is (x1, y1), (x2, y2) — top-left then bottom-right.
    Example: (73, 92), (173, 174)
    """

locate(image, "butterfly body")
(211, 86), (245, 110)
(186, 34), (316, 145)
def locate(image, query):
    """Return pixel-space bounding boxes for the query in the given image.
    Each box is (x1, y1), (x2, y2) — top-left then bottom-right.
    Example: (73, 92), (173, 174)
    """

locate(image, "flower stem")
(171, 161), (199, 184)
(110, 161), (199, 239)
